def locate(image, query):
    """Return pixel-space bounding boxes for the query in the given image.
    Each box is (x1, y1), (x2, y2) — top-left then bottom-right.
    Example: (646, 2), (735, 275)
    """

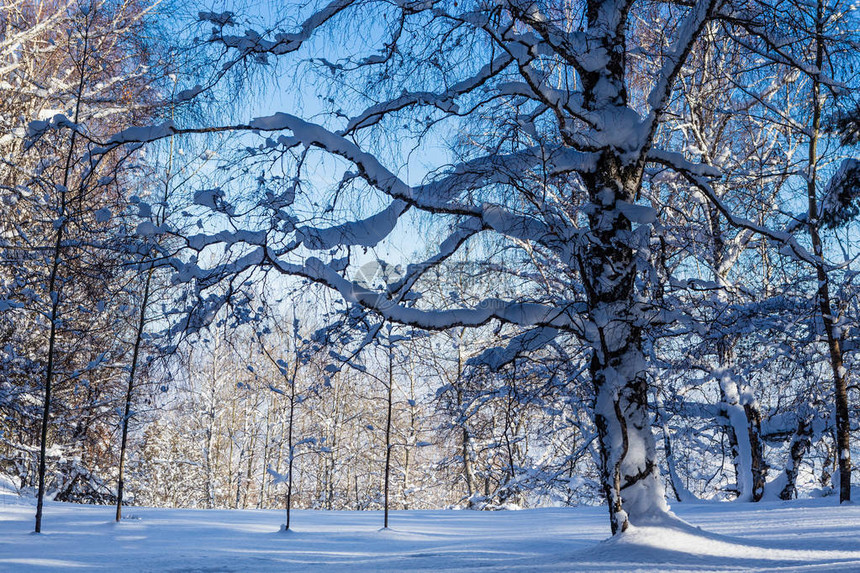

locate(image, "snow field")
(1, 489), (859, 572)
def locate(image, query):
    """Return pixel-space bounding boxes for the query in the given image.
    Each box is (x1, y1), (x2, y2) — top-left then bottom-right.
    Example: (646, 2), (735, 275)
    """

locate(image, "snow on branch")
(267, 252), (584, 333)
(209, 0), (355, 58)
(468, 326), (561, 371)
(644, 0), (718, 136)
(385, 218), (484, 296)
(186, 230), (267, 252)
(647, 148), (721, 178)
(170, 247), (265, 289)
(108, 121), (178, 144)
(663, 162), (823, 268)
(343, 54), (514, 133)
(25, 114), (82, 149)
(820, 159), (860, 229)
(89, 111), (588, 256)
(502, 0), (592, 74)
(253, 114), (582, 247)
(297, 200), (410, 250)
(720, 9), (847, 93)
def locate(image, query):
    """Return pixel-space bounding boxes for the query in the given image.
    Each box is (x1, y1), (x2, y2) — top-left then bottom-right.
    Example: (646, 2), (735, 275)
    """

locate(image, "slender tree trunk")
(744, 403), (766, 500)
(807, 0), (851, 503)
(657, 400), (692, 503)
(461, 423), (476, 506)
(117, 90), (179, 518)
(259, 332), (298, 525)
(115, 269), (153, 521)
(354, 474), (360, 510)
(716, 367), (765, 502)
(260, 400), (271, 509)
(272, 403), (284, 505)
(285, 367), (296, 531)
(500, 368), (519, 505)
(226, 392), (237, 508)
(383, 338), (394, 529)
(454, 339), (477, 507)
(779, 417), (814, 500)
(243, 428), (256, 509)
(402, 366), (416, 510)
(235, 441), (245, 509)
(203, 367), (216, 509)
(35, 22), (90, 533)
(567, 452), (576, 506)
(821, 436), (836, 490)
(326, 397), (338, 510)
(35, 259), (61, 532)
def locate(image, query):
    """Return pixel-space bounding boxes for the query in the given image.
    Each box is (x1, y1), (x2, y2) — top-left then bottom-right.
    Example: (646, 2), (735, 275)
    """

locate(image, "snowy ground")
(1, 489), (859, 572)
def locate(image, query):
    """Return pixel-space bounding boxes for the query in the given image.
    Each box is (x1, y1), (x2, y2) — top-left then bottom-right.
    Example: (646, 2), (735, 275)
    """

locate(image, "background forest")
(1, 0), (860, 535)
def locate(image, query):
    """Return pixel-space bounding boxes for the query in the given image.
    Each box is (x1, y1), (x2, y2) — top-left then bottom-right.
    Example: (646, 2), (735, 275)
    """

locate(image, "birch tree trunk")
(576, 24), (670, 535)
(581, 154), (668, 533)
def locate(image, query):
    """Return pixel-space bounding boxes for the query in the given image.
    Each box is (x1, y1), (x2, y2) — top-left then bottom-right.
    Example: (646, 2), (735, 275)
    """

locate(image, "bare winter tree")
(4, 0), (168, 532)
(796, 0), (854, 503)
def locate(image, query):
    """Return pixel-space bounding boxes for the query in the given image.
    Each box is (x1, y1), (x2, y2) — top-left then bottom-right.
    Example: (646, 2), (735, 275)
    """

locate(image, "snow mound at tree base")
(581, 509), (860, 572)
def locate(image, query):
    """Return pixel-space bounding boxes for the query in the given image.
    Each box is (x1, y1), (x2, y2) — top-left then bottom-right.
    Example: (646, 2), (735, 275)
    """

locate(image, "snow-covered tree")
(81, 0), (860, 534)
